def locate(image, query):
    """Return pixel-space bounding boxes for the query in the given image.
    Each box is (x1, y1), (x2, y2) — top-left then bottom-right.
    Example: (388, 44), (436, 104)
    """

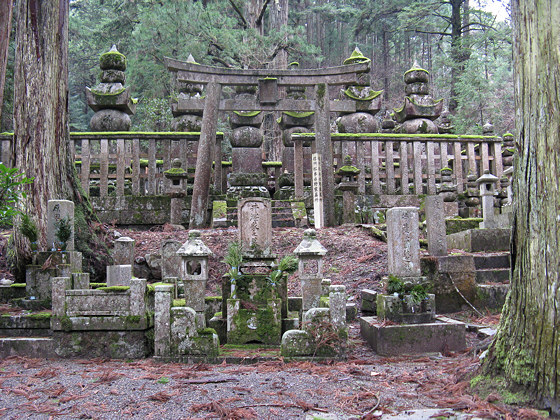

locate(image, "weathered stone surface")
(113, 236), (135, 266)
(106, 265), (132, 287)
(227, 298), (282, 345)
(231, 126), (263, 148)
(47, 200), (75, 252)
(400, 118), (438, 134)
(475, 284), (509, 310)
(281, 329), (313, 357)
(329, 285), (347, 331)
(53, 331), (149, 359)
(361, 289), (377, 314)
(425, 195), (448, 256)
(386, 207), (421, 277)
(154, 284), (173, 357)
(90, 109), (131, 131)
(446, 228), (510, 252)
(160, 240), (182, 280)
(238, 198), (272, 256)
(100, 69), (125, 84)
(360, 315), (466, 356)
(232, 148), (263, 174)
(337, 112), (378, 133)
(27, 266), (57, 301)
(72, 272), (90, 290)
(171, 114), (202, 132)
(0, 337), (57, 359)
(301, 278), (321, 311)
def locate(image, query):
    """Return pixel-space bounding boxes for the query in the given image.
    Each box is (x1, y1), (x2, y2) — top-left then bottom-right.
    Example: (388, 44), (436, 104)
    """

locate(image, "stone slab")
(53, 330), (150, 359)
(386, 207), (421, 277)
(0, 337), (57, 359)
(425, 195), (447, 256)
(359, 315), (466, 356)
(447, 228), (510, 252)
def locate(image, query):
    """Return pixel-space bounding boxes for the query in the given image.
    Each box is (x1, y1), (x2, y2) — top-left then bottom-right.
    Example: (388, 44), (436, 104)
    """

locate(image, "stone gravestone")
(386, 207), (421, 278)
(113, 236), (135, 266)
(238, 198), (272, 256)
(425, 195), (448, 256)
(161, 240), (182, 279)
(47, 200), (75, 251)
(311, 153), (324, 229)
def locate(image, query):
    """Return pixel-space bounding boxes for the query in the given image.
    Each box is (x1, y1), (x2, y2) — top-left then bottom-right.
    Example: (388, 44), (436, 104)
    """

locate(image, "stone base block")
(0, 337), (57, 358)
(360, 315), (466, 356)
(0, 284), (27, 303)
(447, 228), (510, 252)
(53, 330), (150, 359)
(475, 284), (509, 310)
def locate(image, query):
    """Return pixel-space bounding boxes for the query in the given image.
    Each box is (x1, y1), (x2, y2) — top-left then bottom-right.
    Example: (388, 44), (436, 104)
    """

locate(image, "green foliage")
(386, 274), (404, 294)
(55, 217), (73, 246)
(0, 163), (34, 226)
(132, 98), (173, 132)
(268, 255), (298, 286)
(409, 284), (428, 304)
(157, 377), (170, 384)
(20, 214), (38, 243)
(222, 241), (243, 283)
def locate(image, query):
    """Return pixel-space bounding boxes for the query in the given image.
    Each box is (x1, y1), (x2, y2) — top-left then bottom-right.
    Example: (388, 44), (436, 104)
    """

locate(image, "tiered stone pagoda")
(86, 46), (137, 131)
(393, 62), (443, 134)
(171, 54), (203, 132)
(337, 48), (382, 134)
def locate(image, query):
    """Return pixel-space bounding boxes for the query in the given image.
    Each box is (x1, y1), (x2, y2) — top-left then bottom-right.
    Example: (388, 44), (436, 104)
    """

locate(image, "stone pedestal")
(113, 237), (135, 266)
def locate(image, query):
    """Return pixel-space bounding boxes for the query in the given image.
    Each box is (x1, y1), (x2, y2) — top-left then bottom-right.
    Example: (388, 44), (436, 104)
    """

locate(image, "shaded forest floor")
(0, 226), (547, 418)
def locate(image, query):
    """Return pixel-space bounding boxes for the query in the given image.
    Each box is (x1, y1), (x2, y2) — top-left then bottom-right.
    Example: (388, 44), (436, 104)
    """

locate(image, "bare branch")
(256, 0), (271, 27)
(228, 0), (248, 29)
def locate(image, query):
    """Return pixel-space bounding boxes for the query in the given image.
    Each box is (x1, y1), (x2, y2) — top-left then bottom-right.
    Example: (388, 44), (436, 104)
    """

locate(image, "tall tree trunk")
(449, 0), (468, 113)
(482, 0), (560, 414)
(0, 0), (14, 125)
(12, 0), (109, 279)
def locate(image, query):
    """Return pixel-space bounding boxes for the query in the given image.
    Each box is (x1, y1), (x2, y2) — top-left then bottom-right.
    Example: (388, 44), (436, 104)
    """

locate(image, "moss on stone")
(262, 161), (282, 167)
(164, 167), (187, 175)
(197, 327), (217, 336)
(90, 282), (107, 289)
(172, 298), (186, 307)
(99, 50), (127, 71)
(233, 111), (261, 117)
(283, 111), (315, 118)
(343, 87), (382, 101)
(98, 286), (130, 292)
(10, 283), (26, 288)
(25, 312), (52, 320)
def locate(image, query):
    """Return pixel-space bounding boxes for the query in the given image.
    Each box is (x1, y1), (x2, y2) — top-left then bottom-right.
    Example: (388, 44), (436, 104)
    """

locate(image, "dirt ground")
(0, 226), (547, 418)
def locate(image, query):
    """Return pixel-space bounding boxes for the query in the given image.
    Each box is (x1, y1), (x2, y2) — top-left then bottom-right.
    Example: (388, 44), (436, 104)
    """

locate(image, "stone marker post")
(386, 207), (421, 278)
(425, 195), (448, 256)
(47, 200), (75, 251)
(154, 284), (173, 357)
(311, 153), (324, 229)
(293, 229), (327, 311)
(477, 170), (499, 229)
(113, 237), (135, 266)
(238, 198), (272, 256)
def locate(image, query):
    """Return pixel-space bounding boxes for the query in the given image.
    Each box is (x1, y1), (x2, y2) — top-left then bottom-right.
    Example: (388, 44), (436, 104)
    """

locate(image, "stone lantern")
(164, 158), (189, 225)
(177, 230), (213, 325)
(477, 169), (499, 229)
(336, 155), (361, 224)
(293, 229), (327, 311)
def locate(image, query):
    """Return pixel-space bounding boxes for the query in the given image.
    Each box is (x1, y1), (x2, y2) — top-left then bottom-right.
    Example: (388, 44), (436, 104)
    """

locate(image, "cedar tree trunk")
(0, 0), (14, 123)
(12, 0), (109, 279)
(482, 0), (560, 414)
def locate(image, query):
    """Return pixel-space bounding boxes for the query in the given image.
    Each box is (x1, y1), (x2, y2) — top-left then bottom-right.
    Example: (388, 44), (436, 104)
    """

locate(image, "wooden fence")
(292, 133), (505, 197)
(1, 132), (506, 200)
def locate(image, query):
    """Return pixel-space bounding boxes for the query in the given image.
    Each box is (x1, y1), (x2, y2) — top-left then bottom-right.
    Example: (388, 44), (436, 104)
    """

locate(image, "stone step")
(0, 337), (57, 358)
(476, 268), (510, 284)
(475, 284), (509, 310)
(473, 254), (510, 270)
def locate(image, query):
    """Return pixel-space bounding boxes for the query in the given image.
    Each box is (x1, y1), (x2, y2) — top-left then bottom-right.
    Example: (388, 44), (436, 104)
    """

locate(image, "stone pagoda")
(393, 62), (443, 134)
(86, 46), (137, 131)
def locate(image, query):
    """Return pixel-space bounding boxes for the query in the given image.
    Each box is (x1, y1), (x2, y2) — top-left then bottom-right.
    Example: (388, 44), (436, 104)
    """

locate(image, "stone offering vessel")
(86, 45), (137, 131)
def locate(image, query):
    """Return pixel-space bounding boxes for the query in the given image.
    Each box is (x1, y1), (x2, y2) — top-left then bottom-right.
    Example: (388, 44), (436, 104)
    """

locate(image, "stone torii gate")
(165, 57), (371, 228)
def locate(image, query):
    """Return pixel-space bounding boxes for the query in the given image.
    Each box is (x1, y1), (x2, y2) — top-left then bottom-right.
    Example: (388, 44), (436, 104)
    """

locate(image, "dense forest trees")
(482, 0), (559, 414)
(0, 0), (513, 136)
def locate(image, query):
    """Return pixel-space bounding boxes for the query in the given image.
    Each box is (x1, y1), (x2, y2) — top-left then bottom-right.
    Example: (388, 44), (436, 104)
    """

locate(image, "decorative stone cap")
(177, 230), (213, 257)
(293, 229), (327, 256)
(476, 169), (499, 185)
(115, 236), (134, 243)
(343, 47), (371, 65)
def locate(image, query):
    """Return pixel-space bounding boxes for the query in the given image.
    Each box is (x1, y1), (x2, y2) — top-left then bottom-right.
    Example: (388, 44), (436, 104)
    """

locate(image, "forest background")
(0, 0), (513, 143)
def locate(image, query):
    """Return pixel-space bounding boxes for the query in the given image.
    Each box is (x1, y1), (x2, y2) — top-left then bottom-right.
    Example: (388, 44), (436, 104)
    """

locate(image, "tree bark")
(482, 0), (560, 414)
(12, 0), (109, 279)
(0, 0), (14, 125)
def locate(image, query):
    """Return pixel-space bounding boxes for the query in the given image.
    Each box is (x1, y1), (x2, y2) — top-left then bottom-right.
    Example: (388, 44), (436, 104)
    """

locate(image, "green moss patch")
(172, 299), (186, 307)
(10, 283), (26, 288)
(98, 286), (130, 292)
